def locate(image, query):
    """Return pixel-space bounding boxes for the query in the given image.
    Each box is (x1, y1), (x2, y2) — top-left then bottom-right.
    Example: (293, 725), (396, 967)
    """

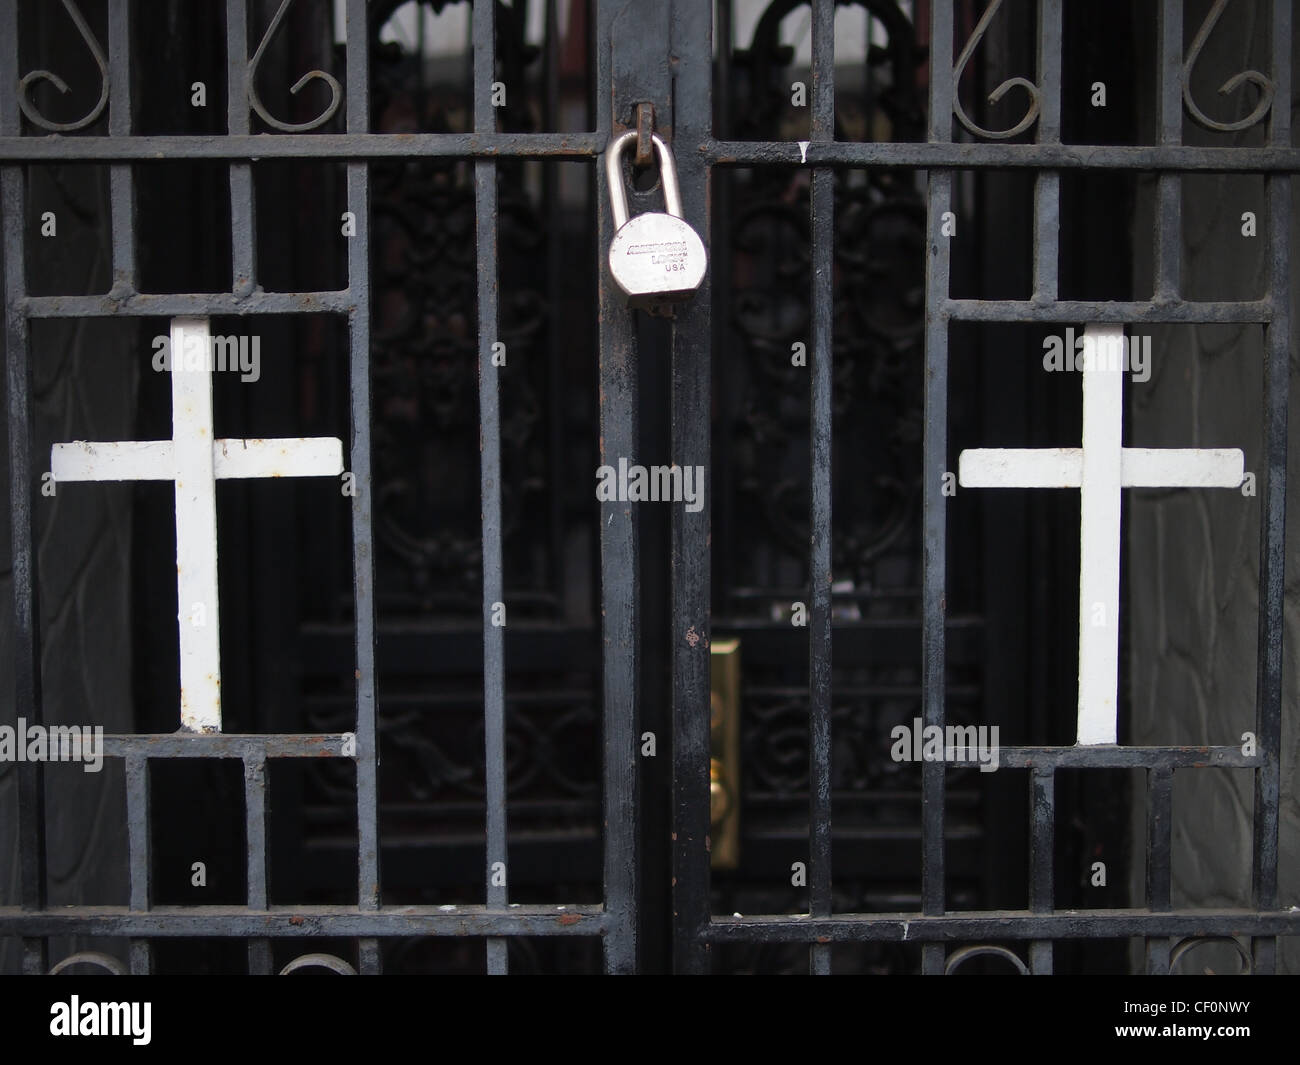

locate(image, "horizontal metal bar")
(47, 907), (1286, 948)
(5, 138), (1293, 173)
(945, 300), (1272, 323)
(707, 140), (1300, 172)
(22, 291), (352, 317)
(0, 132), (602, 162)
(4, 136), (1294, 171)
(0, 905), (606, 937)
(992, 745), (1258, 769)
(97, 733), (353, 758)
(705, 909), (1300, 943)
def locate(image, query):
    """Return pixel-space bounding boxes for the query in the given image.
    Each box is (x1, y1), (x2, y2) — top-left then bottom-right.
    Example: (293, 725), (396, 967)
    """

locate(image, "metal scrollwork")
(1169, 936), (1253, 975)
(944, 944), (1031, 975)
(248, 0), (343, 133)
(1182, 0), (1274, 133)
(952, 0), (1041, 140)
(280, 952), (358, 975)
(741, 0), (924, 142)
(18, 0), (109, 132)
(729, 1), (926, 594)
(48, 951), (128, 975)
(730, 169), (925, 584)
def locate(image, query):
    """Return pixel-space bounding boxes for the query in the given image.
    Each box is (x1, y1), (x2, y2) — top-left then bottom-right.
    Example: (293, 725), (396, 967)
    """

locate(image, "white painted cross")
(50, 317), (344, 733)
(958, 323), (1244, 745)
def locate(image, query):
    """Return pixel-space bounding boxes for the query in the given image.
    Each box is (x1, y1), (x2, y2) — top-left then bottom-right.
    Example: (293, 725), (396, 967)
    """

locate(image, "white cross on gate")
(958, 323), (1244, 745)
(50, 317), (344, 733)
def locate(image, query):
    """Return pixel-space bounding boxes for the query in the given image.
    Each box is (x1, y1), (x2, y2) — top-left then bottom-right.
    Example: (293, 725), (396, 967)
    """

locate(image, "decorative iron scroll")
(48, 951), (128, 975)
(1183, 0), (1274, 132)
(740, 0), (925, 140)
(1169, 937), (1254, 975)
(17, 0), (109, 132)
(367, 1), (549, 614)
(729, 182), (923, 584)
(369, 156), (547, 612)
(743, 683), (983, 797)
(248, 0), (343, 132)
(952, 0), (1041, 139)
(944, 945), (1031, 975)
(280, 952), (358, 975)
(304, 696), (597, 808)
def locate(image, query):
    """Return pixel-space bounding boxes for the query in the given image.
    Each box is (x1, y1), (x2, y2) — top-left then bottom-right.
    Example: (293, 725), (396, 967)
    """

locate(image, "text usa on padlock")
(605, 130), (707, 311)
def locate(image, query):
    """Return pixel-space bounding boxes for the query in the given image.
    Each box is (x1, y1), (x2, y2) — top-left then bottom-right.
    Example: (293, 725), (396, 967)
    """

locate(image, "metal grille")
(1, 0), (1296, 976)
(676, 0), (1296, 974)
(0, 0), (626, 976)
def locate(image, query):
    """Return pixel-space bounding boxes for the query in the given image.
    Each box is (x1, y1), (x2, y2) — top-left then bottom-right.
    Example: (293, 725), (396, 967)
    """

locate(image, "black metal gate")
(1, 0), (1296, 975)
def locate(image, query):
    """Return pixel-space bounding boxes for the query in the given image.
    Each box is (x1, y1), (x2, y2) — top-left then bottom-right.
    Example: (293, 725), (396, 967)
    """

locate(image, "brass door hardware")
(709, 637), (741, 869)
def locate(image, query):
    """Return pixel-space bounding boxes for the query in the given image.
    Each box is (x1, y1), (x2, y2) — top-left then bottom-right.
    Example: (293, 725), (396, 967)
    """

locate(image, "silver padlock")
(605, 129), (707, 312)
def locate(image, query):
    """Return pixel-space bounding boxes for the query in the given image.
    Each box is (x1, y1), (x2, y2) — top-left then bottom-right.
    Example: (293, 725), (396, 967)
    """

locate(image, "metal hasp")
(604, 129), (707, 313)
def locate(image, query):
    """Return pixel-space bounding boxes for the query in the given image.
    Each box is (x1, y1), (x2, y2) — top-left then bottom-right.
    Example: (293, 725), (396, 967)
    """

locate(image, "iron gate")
(1, 0), (1297, 974)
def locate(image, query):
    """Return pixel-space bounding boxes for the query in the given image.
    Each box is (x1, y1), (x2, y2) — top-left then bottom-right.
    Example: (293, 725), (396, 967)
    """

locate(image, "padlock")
(605, 129), (707, 312)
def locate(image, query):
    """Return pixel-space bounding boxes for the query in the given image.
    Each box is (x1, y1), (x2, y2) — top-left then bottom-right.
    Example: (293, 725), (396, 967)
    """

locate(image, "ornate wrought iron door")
(2, 0), (1296, 977)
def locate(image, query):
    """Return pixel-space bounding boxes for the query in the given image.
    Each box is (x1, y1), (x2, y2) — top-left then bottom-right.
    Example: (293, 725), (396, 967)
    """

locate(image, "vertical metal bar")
(125, 755), (152, 974)
(345, 0), (381, 975)
(863, 7), (875, 122)
(1144, 766), (1172, 974)
(669, 0), (713, 977)
(473, 0), (509, 977)
(244, 754), (272, 974)
(108, 0), (135, 294)
(1154, 0), (1181, 301)
(1032, 0), (1061, 302)
(543, 0), (558, 131)
(596, 0), (638, 975)
(1251, 0), (1291, 978)
(0, 1), (47, 977)
(713, 0), (735, 610)
(920, 0), (954, 977)
(715, 0), (733, 145)
(227, 0), (256, 294)
(807, 0), (835, 978)
(543, 0), (564, 610)
(1028, 766), (1054, 974)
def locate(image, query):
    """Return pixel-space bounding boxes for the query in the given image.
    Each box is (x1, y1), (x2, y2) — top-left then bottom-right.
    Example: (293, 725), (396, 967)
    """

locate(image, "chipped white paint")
(957, 324), (1245, 746)
(54, 438), (344, 481)
(961, 448), (1243, 489)
(1077, 351), (1123, 746)
(798, 140), (810, 163)
(960, 448), (1082, 488)
(172, 320), (221, 733)
(50, 317), (344, 733)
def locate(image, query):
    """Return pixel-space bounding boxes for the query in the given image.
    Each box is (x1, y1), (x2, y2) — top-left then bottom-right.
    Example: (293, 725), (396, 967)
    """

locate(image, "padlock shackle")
(605, 129), (685, 230)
